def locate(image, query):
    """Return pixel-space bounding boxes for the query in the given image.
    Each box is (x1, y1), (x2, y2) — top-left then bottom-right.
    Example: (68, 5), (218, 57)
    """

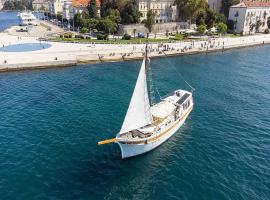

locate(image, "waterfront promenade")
(1, 30), (270, 71)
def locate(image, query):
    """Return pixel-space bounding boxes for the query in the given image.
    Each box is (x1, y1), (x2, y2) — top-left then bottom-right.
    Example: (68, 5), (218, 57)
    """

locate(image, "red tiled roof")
(232, 0), (270, 8)
(72, 0), (100, 7)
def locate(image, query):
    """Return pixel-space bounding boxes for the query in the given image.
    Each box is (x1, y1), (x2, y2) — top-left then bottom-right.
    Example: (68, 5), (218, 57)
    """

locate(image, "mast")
(145, 41), (149, 69)
(118, 42), (153, 134)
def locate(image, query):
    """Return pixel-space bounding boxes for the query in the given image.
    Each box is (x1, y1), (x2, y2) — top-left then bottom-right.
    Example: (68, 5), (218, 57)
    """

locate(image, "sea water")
(0, 45), (269, 199)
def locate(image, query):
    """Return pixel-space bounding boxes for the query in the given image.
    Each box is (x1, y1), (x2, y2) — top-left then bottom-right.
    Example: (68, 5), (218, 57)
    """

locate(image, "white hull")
(18, 12), (38, 26)
(117, 109), (190, 159)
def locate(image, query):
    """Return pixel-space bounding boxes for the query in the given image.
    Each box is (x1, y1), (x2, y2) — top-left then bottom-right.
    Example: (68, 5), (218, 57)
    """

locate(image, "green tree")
(3, 1), (14, 10)
(88, 18), (98, 30)
(215, 13), (226, 24)
(3, 0), (32, 10)
(96, 18), (118, 33)
(221, 0), (240, 17)
(81, 27), (88, 33)
(227, 19), (235, 31)
(267, 17), (270, 29)
(255, 20), (262, 32)
(196, 10), (206, 26)
(116, 0), (128, 13)
(249, 23), (256, 33)
(175, 0), (206, 22)
(205, 8), (216, 29)
(197, 24), (206, 34)
(217, 22), (227, 34)
(100, 0), (118, 17)
(121, 0), (141, 24)
(74, 11), (90, 28)
(87, 0), (98, 18)
(106, 8), (121, 23)
(143, 9), (156, 33)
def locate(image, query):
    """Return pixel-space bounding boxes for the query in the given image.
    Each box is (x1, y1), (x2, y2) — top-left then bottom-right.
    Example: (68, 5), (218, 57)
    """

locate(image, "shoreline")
(1, 27), (270, 72)
(0, 42), (268, 73)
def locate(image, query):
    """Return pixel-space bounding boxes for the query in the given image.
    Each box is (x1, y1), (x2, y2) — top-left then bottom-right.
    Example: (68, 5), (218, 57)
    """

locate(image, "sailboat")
(98, 44), (194, 159)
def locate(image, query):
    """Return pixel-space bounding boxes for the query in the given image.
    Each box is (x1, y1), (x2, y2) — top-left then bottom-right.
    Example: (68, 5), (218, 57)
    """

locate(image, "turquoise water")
(0, 45), (270, 199)
(0, 43), (52, 52)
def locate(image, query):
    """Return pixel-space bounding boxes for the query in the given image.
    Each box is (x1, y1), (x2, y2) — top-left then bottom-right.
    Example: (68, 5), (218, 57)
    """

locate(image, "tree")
(267, 17), (270, 29)
(215, 13), (226, 24)
(197, 24), (206, 34)
(221, 0), (240, 18)
(227, 19), (235, 31)
(3, 1), (14, 10)
(249, 23), (256, 34)
(175, 0), (206, 22)
(117, 0), (128, 13)
(255, 20), (262, 32)
(96, 18), (118, 33)
(133, 28), (136, 39)
(121, 0), (141, 24)
(87, 0), (98, 18)
(2, 0), (32, 10)
(205, 8), (216, 29)
(217, 22), (227, 34)
(106, 8), (121, 23)
(100, 0), (118, 17)
(196, 10), (206, 26)
(81, 27), (88, 33)
(74, 11), (91, 28)
(143, 10), (156, 33)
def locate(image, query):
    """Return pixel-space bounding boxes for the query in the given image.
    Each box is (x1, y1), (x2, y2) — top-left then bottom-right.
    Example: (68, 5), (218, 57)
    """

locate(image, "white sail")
(119, 58), (153, 134)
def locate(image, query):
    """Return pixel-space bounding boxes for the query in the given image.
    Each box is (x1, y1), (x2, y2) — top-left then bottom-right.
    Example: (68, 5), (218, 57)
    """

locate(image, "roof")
(231, 0), (270, 8)
(72, 0), (100, 7)
(32, 0), (48, 4)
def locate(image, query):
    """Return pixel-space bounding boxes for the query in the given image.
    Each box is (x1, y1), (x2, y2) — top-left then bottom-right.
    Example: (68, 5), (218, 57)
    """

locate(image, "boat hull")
(117, 109), (191, 159)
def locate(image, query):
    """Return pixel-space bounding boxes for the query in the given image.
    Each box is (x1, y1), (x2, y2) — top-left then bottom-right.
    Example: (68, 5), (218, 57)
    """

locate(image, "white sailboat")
(98, 44), (194, 159)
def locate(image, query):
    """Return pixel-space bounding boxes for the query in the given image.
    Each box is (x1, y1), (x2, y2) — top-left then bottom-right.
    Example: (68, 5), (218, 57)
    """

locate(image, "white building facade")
(48, 0), (65, 14)
(32, 0), (49, 11)
(229, 1), (270, 35)
(63, 0), (100, 20)
(138, 0), (178, 23)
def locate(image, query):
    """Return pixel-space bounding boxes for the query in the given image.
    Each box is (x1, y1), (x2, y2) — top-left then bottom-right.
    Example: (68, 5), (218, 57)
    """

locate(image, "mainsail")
(119, 58), (153, 134)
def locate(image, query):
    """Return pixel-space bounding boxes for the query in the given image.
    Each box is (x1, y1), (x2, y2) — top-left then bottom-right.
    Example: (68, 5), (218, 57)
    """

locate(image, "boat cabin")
(118, 90), (193, 141)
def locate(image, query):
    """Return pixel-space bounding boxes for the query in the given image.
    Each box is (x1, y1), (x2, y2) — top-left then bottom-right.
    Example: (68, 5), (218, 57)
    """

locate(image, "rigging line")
(162, 51), (195, 92)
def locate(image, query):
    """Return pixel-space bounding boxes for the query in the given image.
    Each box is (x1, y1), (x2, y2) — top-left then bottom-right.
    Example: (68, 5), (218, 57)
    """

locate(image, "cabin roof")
(177, 93), (190, 105)
(151, 101), (176, 119)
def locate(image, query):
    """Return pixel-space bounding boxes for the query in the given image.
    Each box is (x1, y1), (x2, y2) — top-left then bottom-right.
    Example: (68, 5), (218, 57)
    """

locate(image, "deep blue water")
(0, 11), (45, 32)
(0, 43), (51, 52)
(0, 12), (19, 31)
(0, 45), (270, 199)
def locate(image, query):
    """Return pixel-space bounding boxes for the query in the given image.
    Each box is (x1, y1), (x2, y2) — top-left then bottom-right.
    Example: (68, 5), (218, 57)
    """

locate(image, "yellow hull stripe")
(119, 106), (193, 144)
(97, 106), (193, 145)
(147, 106), (193, 143)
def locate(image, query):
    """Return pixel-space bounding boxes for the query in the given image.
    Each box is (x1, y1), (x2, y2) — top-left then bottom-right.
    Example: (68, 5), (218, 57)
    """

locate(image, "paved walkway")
(0, 31), (270, 71)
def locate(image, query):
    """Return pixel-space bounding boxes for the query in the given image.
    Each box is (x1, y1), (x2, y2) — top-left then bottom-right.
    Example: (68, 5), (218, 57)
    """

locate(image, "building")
(207, 0), (222, 13)
(32, 0), (49, 11)
(63, 0), (73, 19)
(138, 0), (178, 23)
(48, 0), (65, 14)
(229, 0), (270, 35)
(63, 0), (100, 19)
